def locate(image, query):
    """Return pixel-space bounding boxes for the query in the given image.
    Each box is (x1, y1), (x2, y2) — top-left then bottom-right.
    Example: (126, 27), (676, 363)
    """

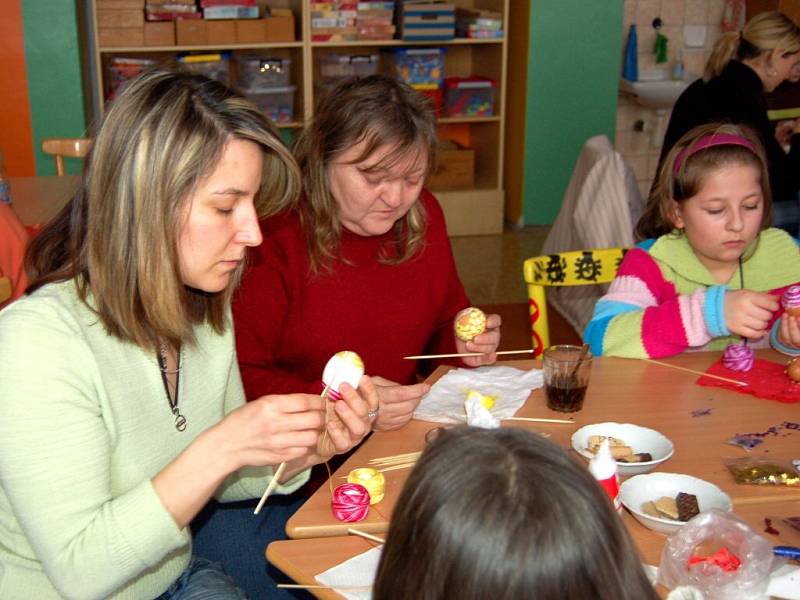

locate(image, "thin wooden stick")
(377, 463), (416, 473)
(277, 584), (372, 591)
(640, 358), (747, 386)
(348, 527), (386, 544)
(255, 385), (331, 515)
(253, 461), (287, 515)
(403, 349), (534, 360)
(505, 416), (575, 424)
(369, 451), (421, 465)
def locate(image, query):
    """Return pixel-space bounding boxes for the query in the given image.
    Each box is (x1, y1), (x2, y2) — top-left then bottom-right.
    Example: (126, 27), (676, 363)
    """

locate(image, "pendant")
(173, 407), (187, 432)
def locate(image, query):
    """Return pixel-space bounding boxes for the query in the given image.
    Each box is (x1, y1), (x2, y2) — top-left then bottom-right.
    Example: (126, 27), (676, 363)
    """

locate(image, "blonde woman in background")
(0, 69), (377, 600)
(658, 11), (800, 235)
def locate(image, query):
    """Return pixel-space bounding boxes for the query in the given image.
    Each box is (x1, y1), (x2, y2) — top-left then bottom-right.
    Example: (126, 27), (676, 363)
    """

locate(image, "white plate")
(619, 472), (733, 535)
(571, 422), (674, 476)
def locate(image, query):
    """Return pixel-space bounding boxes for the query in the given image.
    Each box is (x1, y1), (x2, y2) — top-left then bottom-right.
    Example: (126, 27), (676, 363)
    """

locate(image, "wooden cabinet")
(746, 0), (800, 24)
(86, 0), (508, 235)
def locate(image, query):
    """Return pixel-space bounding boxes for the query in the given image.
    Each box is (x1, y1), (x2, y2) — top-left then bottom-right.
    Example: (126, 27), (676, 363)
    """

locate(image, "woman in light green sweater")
(0, 69), (378, 600)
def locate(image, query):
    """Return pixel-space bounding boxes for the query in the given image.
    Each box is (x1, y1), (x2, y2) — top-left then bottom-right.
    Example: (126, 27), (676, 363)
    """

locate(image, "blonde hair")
(26, 68), (300, 351)
(293, 74), (438, 272)
(705, 11), (800, 80)
(636, 123), (772, 241)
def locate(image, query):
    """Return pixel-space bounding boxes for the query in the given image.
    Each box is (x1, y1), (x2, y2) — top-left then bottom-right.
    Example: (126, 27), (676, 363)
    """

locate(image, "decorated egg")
(454, 307), (487, 341)
(721, 342), (754, 372)
(783, 285), (800, 317)
(786, 357), (800, 382)
(322, 351), (364, 400)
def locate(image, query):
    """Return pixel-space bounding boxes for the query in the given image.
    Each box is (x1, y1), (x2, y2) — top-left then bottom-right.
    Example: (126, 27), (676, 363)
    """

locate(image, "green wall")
(22, 0), (87, 176)
(523, 1), (624, 224)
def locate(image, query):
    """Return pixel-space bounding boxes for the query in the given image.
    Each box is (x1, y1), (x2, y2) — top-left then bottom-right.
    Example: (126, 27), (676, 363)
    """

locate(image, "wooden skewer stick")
(253, 461), (287, 515)
(348, 527), (386, 544)
(403, 349), (534, 360)
(505, 416), (575, 424)
(640, 358), (747, 386)
(369, 451), (421, 464)
(255, 384), (332, 515)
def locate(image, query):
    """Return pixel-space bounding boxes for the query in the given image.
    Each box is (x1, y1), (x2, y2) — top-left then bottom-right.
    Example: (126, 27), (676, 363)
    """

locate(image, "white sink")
(620, 75), (697, 110)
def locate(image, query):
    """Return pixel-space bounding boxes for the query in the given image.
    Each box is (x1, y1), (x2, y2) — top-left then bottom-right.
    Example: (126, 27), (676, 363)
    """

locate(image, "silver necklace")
(158, 343), (186, 431)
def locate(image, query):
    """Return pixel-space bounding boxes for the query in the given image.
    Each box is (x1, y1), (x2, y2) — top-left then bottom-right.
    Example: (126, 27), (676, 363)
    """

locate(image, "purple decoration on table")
(691, 408), (713, 417)
(782, 285), (800, 311)
(722, 342), (754, 372)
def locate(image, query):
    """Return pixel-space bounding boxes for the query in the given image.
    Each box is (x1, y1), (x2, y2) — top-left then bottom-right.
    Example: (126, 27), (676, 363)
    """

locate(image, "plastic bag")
(725, 457), (800, 486)
(658, 509), (775, 600)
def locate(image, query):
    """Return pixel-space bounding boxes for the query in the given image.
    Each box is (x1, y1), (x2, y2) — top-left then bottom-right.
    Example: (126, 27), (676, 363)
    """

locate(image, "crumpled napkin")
(413, 365), (544, 424)
(315, 546), (380, 600)
(464, 393), (500, 428)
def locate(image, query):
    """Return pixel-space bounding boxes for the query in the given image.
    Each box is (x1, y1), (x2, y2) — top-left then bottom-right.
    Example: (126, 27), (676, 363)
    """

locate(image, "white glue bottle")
(589, 439), (621, 512)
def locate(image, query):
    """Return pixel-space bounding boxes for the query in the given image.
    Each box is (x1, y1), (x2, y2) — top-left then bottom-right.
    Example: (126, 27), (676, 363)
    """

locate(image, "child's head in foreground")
(373, 426), (658, 600)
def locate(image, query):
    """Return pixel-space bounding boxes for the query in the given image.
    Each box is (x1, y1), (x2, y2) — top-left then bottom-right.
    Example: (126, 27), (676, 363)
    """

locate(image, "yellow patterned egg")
(454, 307), (487, 341)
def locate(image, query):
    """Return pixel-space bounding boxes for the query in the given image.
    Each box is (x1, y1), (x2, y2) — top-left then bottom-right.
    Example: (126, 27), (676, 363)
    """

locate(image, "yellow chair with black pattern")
(523, 248), (628, 356)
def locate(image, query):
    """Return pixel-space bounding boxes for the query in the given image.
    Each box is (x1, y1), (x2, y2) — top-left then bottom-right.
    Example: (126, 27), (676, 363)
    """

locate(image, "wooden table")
(270, 350), (800, 597)
(9, 175), (78, 227)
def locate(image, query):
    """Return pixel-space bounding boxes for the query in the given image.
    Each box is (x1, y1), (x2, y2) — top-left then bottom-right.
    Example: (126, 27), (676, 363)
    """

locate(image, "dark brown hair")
(373, 427), (658, 600)
(293, 74), (438, 271)
(26, 68), (300, 351)
(636, 122), (771, 241)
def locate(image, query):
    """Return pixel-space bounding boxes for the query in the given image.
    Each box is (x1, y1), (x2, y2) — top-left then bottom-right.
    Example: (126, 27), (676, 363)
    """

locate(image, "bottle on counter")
(0, 152), (11, 204)
(589, 439), (621, 512)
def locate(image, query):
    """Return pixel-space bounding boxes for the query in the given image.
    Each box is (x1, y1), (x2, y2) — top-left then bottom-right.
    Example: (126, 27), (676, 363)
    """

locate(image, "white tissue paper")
(413, 365), (544, 424)
(315, 546), (380, 600)
(464, 393), (500, 428)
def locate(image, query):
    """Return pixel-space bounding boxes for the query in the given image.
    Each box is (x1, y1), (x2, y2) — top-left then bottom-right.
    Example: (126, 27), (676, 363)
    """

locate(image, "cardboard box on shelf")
(206, 20), (237, 45)
(96, 0), (144, 9)
(176, 19), (207, 45)
(264, 9), (295, 42)
(236, 19), (266, 43)
(144, 21), (174, 46)
(98, 27), (144, 47)
(97, 9), (145, 28)
(427, 141), (475, 189)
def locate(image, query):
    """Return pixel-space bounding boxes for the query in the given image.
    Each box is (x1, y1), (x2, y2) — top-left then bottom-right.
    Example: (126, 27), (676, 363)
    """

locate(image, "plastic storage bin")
(177, 53), (231, 86)
(444, 76), (496, 117)
(235, 55), (291, 91)
(384, 48), (446, 87)
(319, 54), (379, 78)
(245, 85), (296, 123)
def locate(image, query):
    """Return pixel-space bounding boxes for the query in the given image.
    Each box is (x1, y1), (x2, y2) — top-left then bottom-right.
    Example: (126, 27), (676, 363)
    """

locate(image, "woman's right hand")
(723, 289), (779, 339)
(216, 393), (326, 470)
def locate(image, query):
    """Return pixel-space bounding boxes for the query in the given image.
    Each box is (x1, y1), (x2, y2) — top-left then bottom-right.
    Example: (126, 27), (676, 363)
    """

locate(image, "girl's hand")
(778, 313), (800, 348)
(371, 376), (430, 431)
(316, 375), (377, 459)
(457, 313), (502, 367)
(723, 290), (779, 339)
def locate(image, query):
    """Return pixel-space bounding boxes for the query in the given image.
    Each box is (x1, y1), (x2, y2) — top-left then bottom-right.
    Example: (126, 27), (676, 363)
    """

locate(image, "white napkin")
(414, 365), (544, 424)
(314, 546), (380, 600)
(464, 393), (500, 428)
(766, 563), (800, 600)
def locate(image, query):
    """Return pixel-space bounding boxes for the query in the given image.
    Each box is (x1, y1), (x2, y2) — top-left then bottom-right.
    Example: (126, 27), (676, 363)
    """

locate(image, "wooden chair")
(41, 138), (91, 176)
(523, 248), (627, 356)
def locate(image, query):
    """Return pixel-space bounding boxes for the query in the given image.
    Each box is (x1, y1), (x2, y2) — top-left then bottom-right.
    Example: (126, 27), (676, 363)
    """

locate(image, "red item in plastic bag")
(697, 358), (800, 403)
(687, 547), (742, 572)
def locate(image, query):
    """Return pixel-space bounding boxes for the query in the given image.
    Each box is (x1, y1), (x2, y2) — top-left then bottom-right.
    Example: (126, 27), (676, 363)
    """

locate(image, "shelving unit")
(86, 0), (508, 235)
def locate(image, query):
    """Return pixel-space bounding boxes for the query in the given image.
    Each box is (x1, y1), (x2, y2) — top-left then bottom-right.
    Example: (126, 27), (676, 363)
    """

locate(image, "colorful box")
(398, 2), (455, 41)
(444, 77), (496, 117)
(384, 48), (446, 88)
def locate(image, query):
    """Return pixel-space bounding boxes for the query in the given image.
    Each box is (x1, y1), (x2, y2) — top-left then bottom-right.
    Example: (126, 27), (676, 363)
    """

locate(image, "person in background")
(0, 68), (377, 600)
(658, 11), (800, 236)
(233, 74), (501, 431)
(0, 201), (29, 308)
(373, 426), (660, 600)
(586, 123), (800, 359)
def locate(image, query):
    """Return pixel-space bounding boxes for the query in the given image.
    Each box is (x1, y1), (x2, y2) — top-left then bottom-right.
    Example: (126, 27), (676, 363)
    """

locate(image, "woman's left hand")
(456, 312), (501, 367)
(316, 375), (378, 459)
(778, 314), (800, 349)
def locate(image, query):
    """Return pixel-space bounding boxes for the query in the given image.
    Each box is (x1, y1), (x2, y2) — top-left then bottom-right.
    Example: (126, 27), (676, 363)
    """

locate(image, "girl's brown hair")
(636, 122), (771, 241)
(293, 74), (438, 271)
(26, 68), (300, 351)
(704, 11), (800, 80)
(373, 426), (659, 600)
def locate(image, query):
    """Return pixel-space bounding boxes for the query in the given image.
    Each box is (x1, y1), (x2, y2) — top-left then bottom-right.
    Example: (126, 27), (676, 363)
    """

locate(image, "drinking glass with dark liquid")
(543, 345), (592, 413)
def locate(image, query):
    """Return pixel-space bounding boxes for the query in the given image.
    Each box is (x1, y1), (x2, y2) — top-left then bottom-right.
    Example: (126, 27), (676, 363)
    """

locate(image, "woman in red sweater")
(233, 74), (501, 431)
